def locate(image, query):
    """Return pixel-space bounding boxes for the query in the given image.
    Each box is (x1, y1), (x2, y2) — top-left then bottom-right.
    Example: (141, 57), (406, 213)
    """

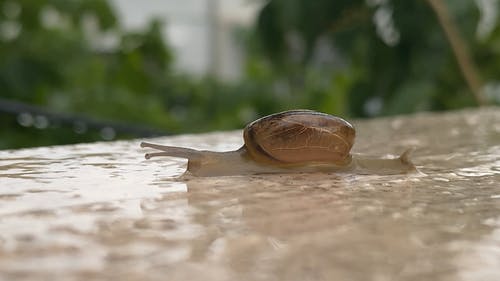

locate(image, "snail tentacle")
(399, 148), (415, 166)
(140, 142), (203, 161)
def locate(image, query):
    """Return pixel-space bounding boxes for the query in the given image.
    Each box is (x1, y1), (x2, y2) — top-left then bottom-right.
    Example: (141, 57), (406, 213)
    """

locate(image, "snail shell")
(243, 110), (355, 165)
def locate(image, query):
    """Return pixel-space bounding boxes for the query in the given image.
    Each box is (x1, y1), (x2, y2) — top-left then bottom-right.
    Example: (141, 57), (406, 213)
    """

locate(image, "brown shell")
(243, 110), (355, 164)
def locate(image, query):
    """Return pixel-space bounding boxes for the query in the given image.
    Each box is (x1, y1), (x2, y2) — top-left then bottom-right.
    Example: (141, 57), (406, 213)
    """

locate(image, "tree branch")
(427, 0), (487, 105)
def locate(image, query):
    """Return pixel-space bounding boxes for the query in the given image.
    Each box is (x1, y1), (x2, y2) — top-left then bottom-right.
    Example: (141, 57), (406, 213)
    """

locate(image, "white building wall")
(110, 0), (263, 80)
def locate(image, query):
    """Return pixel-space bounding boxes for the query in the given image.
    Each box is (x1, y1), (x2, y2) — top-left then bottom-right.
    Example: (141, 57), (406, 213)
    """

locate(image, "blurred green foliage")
(254, 0), (499, 116)
(0, 0), (499, 149)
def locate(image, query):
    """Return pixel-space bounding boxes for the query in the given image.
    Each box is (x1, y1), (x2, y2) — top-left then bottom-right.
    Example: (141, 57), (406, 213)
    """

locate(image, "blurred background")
(1, 0), (499, 149)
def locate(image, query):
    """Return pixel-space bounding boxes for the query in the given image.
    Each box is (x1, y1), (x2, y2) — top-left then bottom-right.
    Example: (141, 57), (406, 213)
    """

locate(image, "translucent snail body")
(141, 110), (416, 177)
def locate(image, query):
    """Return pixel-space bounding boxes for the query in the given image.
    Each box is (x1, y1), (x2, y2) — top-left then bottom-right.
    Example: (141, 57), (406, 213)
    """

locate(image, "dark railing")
(0, 98), (166, 139)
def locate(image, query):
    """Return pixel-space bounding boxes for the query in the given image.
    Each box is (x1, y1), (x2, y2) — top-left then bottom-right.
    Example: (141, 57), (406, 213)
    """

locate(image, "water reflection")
(0, 107), (499, 280)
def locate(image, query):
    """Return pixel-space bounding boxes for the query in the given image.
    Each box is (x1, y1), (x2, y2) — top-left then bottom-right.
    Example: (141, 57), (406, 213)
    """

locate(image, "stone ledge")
(1, 107), (499, 280)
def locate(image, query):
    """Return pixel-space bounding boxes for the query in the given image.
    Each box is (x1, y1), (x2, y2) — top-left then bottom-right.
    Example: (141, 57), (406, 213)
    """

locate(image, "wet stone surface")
(0, 107), (499, 281)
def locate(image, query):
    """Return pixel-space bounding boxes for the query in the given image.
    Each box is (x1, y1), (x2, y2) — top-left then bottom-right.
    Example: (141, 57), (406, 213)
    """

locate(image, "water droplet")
(34, 115), (49, 129)
(391, 118), (405, 130)
(17, 112), (33, 127)
(100, 127), (115, 140)
(364, 97), (383, 116)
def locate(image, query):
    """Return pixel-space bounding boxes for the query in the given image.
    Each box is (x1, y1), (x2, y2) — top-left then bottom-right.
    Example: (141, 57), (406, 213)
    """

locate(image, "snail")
(141, 110), (416, 177)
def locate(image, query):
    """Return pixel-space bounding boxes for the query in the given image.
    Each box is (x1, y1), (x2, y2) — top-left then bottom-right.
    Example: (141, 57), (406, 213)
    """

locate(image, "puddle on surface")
(0, 107), (499, 281)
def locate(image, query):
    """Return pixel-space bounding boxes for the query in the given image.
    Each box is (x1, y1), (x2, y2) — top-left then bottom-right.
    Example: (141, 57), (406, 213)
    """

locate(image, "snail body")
(141, 110), (416, 177)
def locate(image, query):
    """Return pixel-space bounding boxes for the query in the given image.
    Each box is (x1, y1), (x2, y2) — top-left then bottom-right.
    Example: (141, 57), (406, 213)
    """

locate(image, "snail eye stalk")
(141, 142), (203, 161)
